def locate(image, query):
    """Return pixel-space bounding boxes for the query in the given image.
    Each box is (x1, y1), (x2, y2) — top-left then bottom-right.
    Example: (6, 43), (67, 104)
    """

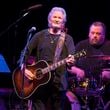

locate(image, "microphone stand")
(18, 29), (33, 109)
(0, 12), (29, 38)
(0, 11), (30, 69)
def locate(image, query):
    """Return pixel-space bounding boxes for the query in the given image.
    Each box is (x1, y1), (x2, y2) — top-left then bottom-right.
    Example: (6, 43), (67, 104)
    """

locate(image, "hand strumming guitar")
(25, 56), (36, 80)
(25, 69), (36, 80)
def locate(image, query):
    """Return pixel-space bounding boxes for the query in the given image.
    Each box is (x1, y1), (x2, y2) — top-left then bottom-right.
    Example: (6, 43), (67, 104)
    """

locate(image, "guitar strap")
(53, 32), (66, 63)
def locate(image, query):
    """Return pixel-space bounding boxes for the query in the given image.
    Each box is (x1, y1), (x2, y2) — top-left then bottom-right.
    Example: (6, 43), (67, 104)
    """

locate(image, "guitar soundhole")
(35, 69), (43, 80)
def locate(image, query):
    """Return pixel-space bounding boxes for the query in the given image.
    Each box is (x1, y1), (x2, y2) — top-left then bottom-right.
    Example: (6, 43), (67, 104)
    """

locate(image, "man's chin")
(90, 41), (98, 45)
(51, 24), (61, 28)
(90, 39), (99, 45)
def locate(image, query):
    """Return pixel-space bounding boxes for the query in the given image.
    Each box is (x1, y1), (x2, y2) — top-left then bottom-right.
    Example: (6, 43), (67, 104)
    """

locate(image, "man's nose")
(93, 34), (98, 38)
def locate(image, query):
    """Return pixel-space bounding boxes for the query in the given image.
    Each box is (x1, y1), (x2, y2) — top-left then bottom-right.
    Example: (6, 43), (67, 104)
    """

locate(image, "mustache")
(53, 20), (64, 24)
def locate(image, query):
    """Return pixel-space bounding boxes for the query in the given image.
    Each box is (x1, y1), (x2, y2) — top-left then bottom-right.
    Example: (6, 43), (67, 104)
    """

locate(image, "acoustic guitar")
(12, 49), (86, 99)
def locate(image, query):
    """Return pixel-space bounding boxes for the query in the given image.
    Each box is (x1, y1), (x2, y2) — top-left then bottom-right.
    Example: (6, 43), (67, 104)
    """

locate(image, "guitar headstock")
(74, 49), (87, 60)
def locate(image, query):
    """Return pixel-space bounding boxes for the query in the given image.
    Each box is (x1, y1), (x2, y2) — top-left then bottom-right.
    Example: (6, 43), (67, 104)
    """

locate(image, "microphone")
(22, 4), (43, 12)
(27, 27), (36, 41)
(28, 26), (36, 33)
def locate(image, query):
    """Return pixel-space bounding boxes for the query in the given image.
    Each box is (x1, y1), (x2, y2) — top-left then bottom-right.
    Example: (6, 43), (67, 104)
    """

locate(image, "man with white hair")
(18, 6), (75, 110)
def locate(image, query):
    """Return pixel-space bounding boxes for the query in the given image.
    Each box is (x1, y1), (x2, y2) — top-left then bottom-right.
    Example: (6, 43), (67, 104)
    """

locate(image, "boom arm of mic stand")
(0, 12), (30, 38)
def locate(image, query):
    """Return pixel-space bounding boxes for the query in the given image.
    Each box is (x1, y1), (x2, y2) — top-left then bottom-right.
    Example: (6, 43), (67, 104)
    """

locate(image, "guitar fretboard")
(42, 59), (67, 74)
(42, 49), (86, 74)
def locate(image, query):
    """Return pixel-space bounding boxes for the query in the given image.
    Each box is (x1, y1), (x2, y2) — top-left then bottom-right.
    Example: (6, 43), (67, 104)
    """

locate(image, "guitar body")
(12, 60), (51, 99)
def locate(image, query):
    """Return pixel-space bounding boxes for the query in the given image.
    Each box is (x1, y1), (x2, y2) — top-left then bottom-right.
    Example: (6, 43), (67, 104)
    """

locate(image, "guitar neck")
(42, 49), (86, 74)
(42, 58), (67, 74)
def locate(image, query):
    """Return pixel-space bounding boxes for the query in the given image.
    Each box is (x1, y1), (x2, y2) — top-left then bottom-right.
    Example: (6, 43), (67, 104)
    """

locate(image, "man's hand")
(25, 69), (36, 80)
(67, 66), (85, 79)
(66, 54), (75, 66)
(102, 68), (110, 79)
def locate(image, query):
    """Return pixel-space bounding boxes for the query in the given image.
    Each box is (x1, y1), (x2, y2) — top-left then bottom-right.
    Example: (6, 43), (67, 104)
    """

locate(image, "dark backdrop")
(0, 0), (110, 87)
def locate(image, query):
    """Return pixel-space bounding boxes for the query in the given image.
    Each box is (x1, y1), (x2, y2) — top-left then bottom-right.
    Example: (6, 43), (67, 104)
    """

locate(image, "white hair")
(48, 7), (67, 24)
